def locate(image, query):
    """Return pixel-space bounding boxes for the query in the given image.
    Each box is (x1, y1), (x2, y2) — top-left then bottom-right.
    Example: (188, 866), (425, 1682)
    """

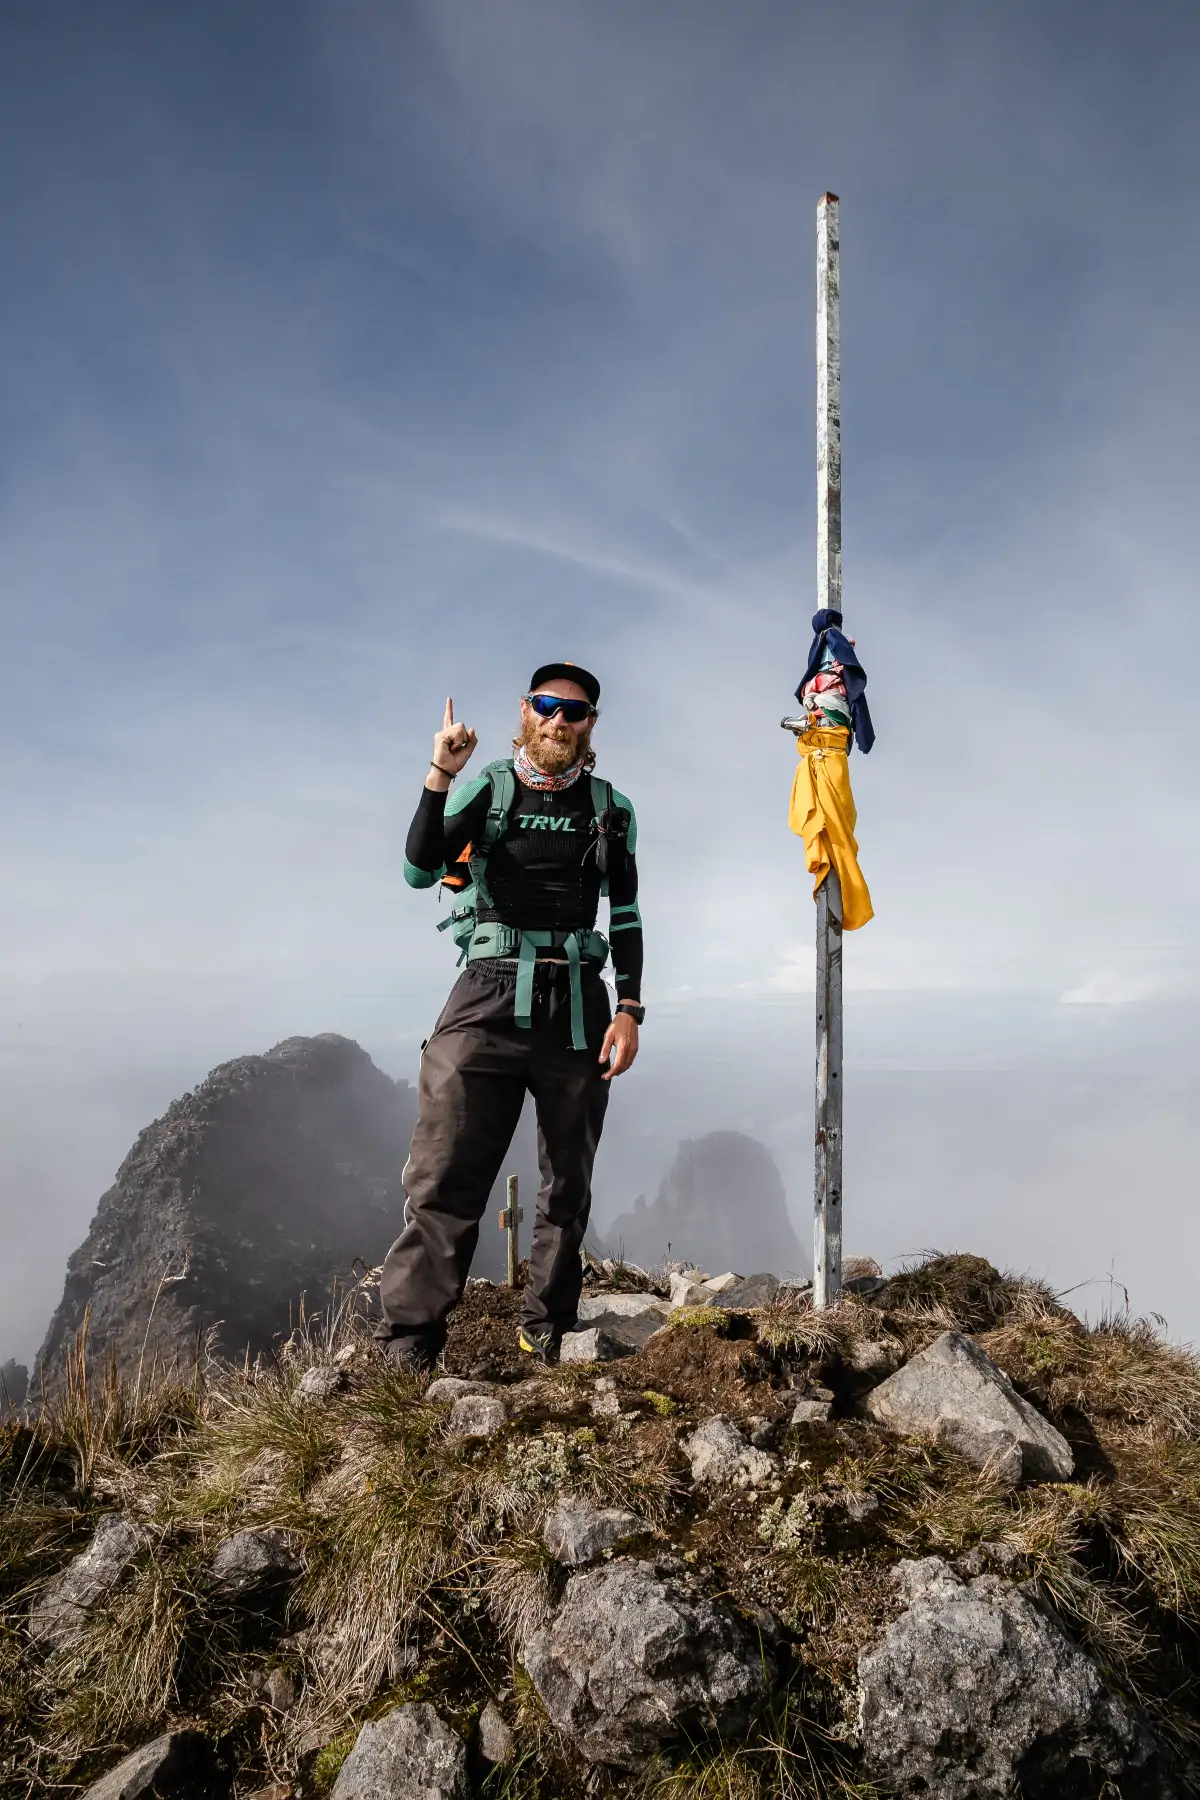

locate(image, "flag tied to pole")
(788, 726), (874, 931)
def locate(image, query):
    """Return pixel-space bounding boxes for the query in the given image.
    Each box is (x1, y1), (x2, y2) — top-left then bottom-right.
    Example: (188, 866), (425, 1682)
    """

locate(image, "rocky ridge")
(4, 1252), (1199, 1799)
(35, 1035), (417, 1383)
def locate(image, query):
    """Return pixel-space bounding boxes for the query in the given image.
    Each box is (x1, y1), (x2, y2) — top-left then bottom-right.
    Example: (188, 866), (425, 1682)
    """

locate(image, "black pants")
(376, 964), (611, 1346)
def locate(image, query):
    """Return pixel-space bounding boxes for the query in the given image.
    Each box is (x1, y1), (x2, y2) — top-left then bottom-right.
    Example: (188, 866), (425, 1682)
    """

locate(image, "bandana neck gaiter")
(513, 743), (587, 792)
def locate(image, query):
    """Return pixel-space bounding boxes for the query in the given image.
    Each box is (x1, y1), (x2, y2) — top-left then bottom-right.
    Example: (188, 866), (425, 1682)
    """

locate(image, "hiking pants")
(376, 964), (612, 1345)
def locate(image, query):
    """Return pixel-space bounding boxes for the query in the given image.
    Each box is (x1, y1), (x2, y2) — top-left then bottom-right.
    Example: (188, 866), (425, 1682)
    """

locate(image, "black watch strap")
(617, 1001), (646, 1025)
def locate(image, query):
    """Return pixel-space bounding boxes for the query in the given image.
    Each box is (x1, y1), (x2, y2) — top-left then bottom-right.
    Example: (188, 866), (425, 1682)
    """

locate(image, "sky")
(2, 0), (1199, 1362)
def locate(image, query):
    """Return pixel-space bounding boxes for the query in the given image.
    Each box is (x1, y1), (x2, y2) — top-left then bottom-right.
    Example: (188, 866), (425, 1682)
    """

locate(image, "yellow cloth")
(788, 725), (874, 931)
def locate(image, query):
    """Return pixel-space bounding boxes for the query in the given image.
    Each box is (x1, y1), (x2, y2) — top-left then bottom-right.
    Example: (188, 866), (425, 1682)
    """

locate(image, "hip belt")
(464, 923), (609, 1050)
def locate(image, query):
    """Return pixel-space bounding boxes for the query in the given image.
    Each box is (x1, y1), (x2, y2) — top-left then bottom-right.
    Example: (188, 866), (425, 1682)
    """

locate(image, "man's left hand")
(599, 1011), (639, 1081)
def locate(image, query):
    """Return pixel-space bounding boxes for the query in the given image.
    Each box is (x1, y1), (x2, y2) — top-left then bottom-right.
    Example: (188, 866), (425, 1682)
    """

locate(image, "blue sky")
(3, 1), (1199, 1359)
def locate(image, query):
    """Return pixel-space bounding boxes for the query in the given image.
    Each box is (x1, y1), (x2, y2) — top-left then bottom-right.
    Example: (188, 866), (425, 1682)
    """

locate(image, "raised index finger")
(443, 697), (454, 732)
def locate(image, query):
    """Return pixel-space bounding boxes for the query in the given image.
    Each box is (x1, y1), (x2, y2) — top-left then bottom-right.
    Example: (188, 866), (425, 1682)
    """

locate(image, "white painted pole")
(813, 193), (843, 1310)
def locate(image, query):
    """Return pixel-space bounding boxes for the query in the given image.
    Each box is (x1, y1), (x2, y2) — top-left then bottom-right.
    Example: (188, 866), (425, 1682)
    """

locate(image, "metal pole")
(813, 192), (843, 1310)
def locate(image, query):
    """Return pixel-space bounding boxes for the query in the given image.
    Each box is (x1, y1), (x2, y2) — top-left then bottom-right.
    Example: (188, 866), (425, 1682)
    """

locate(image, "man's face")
(517, 678), (595, 773)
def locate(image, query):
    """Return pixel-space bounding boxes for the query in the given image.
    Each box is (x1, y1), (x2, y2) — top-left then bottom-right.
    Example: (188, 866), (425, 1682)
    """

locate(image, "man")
(375, 662), (644, 1371)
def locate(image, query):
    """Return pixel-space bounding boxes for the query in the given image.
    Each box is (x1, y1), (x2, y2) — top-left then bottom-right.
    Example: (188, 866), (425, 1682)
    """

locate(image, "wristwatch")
(617, 1001), (646, 1025)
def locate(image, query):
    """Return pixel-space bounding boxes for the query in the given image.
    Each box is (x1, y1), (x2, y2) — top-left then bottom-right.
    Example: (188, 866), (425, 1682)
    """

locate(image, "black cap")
(528, 662), (600, 707)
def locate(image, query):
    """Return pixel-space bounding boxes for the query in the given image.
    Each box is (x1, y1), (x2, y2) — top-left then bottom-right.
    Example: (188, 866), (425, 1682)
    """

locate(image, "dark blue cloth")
(795, 609), (875, 753)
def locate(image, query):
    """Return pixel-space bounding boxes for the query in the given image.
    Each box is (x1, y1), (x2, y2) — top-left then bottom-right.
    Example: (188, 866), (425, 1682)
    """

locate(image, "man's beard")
(515, 714), (592, 774)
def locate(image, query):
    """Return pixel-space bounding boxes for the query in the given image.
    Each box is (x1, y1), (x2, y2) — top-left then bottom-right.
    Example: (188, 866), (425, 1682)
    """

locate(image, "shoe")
(518, 1326), (562, 1366)
(378, 1333), (441, 1375)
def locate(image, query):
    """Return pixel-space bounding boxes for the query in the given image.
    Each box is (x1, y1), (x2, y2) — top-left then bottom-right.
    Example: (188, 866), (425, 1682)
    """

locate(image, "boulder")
(859, 1557), (1174, 1798)
(78, 1731), (220, 1800)
(543, 1500), (645, 1566)
(561, 1314), (662, 1362)
(477, 1700), (514, 1765)
(710, 1273), (781, 1310)
(424, 1376), (497, 1404)
(446, 1394), (506, 1438)
(29, 1514), (143, 1649)
(863, 1332), (1073, 1483)
(681, 1417), (779, 1490)
(210, 1528), (301, 1596)
(667, 1273), (714, 1310)
(701, 1272), (740, 1294)
(330, 1702), (469, 1799)
(577, 1293), (669, 1322)
(847, 1338), (903, 1378)
(522, 1558), (771, 1767)
(295, 1366), (347, 1404)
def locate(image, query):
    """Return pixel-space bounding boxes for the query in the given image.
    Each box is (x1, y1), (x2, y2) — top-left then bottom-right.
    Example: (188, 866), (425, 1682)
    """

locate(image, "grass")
(5, 1254), (1200, 1796)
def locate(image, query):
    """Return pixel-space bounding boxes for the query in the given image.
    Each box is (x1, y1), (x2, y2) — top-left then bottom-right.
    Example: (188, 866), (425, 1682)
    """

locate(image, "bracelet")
(429, 761), (456, 778)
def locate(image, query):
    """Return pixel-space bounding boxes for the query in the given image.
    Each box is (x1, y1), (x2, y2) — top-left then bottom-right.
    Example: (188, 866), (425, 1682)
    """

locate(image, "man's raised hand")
(430, 697), (478, 780)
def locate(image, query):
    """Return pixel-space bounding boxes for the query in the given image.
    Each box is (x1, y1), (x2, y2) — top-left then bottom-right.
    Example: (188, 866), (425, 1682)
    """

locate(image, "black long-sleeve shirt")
(404, 767), (643, 1001)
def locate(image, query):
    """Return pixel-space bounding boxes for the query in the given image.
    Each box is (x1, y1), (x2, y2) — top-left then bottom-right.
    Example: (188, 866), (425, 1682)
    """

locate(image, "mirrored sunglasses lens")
(530, 694), (590, 721)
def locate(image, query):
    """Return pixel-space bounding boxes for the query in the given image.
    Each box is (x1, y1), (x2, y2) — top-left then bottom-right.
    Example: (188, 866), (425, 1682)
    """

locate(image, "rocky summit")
(35, 1035), (416, 1382)
(4, 1251), (1199, 1798)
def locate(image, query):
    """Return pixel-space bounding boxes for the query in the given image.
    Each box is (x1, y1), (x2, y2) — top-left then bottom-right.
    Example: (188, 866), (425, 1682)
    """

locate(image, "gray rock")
(561, 1314), (662, 1362)
(210, 1527), (301, 1596)
(78, 1731), (218, 1800)
(844, 1491), (881, 1524)
(668, 1272), (715, 1310)
(424, 1376), (497, 1404)
(577, 1293), (669, 1322)
(253, 1665), (298, 1711)
(522, 1558), (771, 1767)
(701, 1271), (740, 1293)
(710, 1273), (781, 1310)
(543, 1499), (645, 1566)
(859, 1558), (1173, 1799)
(447, 1394), (506, 1438)
(863, 1331), (1074, 1483)
(330, 1702), (469, 1799)
(847, 1338), (903, 1377)
(295, 1365), (348, 1403)
(681, 1417), (779, 1490)
(30, 1514), (143, 1649)
(477, 1699), (514, 1765)
(790, 1398), (833, 1425)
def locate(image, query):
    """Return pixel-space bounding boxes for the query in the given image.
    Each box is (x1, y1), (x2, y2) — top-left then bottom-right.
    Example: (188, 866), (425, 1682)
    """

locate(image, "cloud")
(3, 1), (1200, 1358)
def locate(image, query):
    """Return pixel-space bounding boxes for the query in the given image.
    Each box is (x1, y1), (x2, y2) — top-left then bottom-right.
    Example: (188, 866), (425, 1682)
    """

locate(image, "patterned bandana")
(513, 743), (586, 791)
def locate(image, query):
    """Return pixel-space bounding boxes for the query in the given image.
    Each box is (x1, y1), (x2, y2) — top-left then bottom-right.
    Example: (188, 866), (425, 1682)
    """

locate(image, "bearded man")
(375, 663), (644, 1371)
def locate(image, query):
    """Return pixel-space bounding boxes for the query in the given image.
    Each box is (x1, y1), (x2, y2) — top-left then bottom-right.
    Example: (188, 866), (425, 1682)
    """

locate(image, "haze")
(3, 1), (1199, 1363)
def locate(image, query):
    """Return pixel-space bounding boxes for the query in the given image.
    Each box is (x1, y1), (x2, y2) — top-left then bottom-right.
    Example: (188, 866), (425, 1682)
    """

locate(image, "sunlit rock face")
(602, 1130), (806, 1279)
(36, 1034), (416, 1381)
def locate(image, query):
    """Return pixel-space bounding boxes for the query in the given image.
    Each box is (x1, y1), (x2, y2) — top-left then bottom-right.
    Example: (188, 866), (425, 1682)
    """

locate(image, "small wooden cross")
(498, 1174), (523, 1289)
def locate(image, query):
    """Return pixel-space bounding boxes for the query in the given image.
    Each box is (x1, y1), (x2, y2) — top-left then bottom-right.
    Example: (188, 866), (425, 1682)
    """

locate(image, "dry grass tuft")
(882, 1252), (1059, 1336)
(638, 1687), (890, 1800)
(757, 1292), (889, 1365)
(35, 1315), (204, 1498)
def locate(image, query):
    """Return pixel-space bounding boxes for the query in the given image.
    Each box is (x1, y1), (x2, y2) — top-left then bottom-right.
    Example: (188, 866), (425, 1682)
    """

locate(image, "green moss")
(311, 1729), (357, 1795)
(641, 1390), (678, 1417)
(663, 1306), (733, 1336)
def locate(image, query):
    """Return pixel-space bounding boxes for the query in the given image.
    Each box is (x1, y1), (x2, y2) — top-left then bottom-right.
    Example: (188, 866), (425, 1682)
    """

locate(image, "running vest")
(436, 760), (634, 1049)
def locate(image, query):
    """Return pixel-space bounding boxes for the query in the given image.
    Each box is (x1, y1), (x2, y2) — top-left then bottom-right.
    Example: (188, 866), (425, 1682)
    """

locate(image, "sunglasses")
(524, 692), (596, 723)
